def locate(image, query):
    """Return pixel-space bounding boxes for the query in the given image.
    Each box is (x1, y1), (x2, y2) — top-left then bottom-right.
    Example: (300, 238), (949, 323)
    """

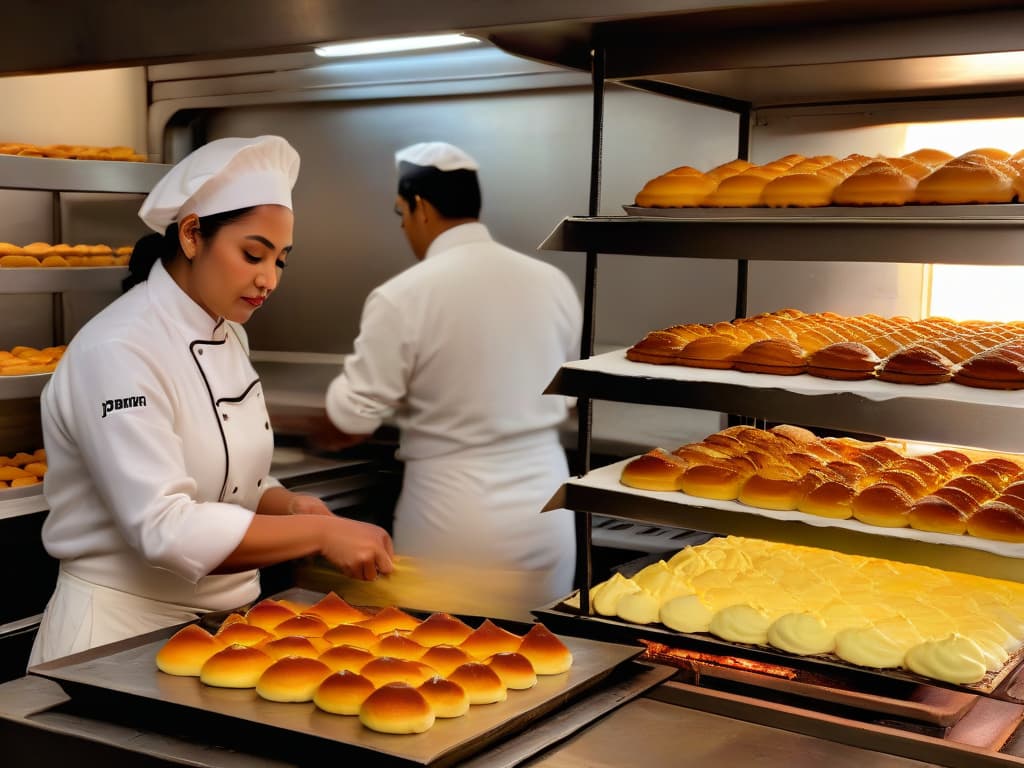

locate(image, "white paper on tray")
(572, 458), (1024, 559)
(563, 349), (1024, 408)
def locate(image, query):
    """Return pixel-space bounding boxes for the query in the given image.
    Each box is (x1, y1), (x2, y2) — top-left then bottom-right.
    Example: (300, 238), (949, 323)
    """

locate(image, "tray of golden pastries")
(0, 242), (132, 268)
(631, 148), (1024, 210)
(539, 536), (1024, 701)
(0, 448), (46, 497)
(29, 589), (641, 767)
(0, 142), (147, 162)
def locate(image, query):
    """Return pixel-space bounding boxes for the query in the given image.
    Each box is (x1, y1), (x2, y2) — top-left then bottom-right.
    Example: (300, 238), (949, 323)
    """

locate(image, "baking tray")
(533, 597), (1024, 704)
(29, 621), (641, 767)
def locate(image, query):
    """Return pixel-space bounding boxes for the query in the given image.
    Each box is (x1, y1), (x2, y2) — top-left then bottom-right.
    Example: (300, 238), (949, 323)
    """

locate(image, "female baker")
(29, 136), (393, 665)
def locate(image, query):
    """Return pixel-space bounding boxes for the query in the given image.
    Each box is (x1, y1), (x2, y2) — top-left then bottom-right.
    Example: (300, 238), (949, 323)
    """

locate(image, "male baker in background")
(322, 142), (582, 618)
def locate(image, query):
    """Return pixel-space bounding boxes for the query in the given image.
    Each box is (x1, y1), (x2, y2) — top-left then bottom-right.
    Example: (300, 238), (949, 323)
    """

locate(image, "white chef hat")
(395, 141), (479, 173)
(139, 135), (300, 234)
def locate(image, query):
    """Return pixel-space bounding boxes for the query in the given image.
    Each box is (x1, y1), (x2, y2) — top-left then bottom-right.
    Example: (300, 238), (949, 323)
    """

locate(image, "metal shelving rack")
(480, 2), (1024, 602)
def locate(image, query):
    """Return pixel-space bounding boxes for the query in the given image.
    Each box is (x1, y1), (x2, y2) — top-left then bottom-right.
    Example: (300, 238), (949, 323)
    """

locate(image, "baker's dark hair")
(123, 206), (256, 292)
(397, 163), (481, 219)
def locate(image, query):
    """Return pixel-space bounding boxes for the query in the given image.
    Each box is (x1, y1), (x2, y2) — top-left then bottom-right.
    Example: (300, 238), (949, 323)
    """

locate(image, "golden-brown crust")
(356, 605), (421, 634)
(199, 644), (274, 688)
(876, 345), (954, 385)
(914, 157), (1016, 204)
(360, 657), (435, 688)
(516, 624), (574, 675)
(967, 501), (1024, 543)
(806, 342), (880, 380)
(307, 592), (369, 626)
(955, 348), (1024, 390)
(322, 623), (378, 650)
(317, 644), (376, 673)
(314, 670), (375, 716)
(679, 462), (745, 500)
(486, 652), (538, 690)
(796, 480), (855, 519)
(447, 662), (508, 704)
(677, 335), (747, 369)
(418, 676), (471, 718)
(359, 683), (435, 734)
(256, 657), (332, 702)
(420, 644), (473, 677)
(908, 495), (970, 534)
(408, 612), (474, 648)
(732, 338), (808, 375)
(621, 449), (689, 491)
(635, 172), (716, 207)
(458, 620), (522, 659)
(155, 625), (223, 676)
(738, 469), (805, 510)
(851, 484), (913, 527)
(832, 161), (917, 206)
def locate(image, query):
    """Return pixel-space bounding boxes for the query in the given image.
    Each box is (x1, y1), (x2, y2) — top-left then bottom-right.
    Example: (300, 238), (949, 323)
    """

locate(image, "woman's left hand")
(288, 493), (335, 517)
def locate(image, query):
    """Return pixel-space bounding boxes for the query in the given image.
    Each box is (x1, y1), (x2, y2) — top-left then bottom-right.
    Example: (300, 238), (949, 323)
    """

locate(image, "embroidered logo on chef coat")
(101, 395), (147, 418)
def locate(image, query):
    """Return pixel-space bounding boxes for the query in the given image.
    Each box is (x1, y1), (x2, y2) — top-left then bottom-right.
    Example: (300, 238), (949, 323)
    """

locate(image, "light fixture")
(315, 33), (478, 59)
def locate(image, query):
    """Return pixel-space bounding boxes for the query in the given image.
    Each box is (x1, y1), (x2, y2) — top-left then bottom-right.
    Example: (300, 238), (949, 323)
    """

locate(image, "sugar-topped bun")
(459, 620), (522, 659)
(851, 484), (913, 527)
(318, 644), (376, 673)
(359, 683), (435, 734)
(256, 656), (333, 702)
(356, 606), (421, 634)
(418, 676), (470, 718)
(215, 622), (273, 647)
(516, 624), (574, 675)
(156, 624), (223, 676)
(272, 613), (330, 638)
(244, 599), (297, 631)
(322, 623), (379, 650)
(360, 656), (435, 688)
(314, 670), (375, 715)
(420, 644), (473, 677)
(967, 501), (1024, 543)
(200, 644), (274, 688)
(486, 652), (538, 690)
(375, 631), (427, 660)
(408, 612), (474, 648)
(908, 495), (970, 534)
(903, 148), (954, 168)
(832, 161), (917, 206)
(796, 480), (855, 519)
(262, 635), (330, 659)
(306, 592), (369, 626)
(447, 662), (508, 705)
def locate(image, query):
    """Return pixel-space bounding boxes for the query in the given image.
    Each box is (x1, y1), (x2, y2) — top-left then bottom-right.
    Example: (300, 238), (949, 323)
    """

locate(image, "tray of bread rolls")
(537, 536), (1024, 701)
(29, 589), (642, 768)
(623, 204), (1024, 219)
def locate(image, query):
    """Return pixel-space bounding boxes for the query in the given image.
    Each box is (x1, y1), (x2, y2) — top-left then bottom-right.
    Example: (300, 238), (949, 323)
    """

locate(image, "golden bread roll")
(967, 501), (1024, 543)
(876, 345), (954, 384)
(0, 254), (41, 268)
(885, 156), (932, 180)
(317, 644), (376, 673)
(418, 676), (470, 718)
(1001, 480), (1024, 503)
(10, 476), (40, 487)
(0, 466), (32, 481)
(680, 462), (745, 501)
(963, 462), (1015, 492)
(459, 619), (522, 659)
(732, 338), (807, 375)
(244, 599), (297, 631)
(307, 591), (369, 626)
(625, 330), (689, 364)
(447, 662), (507, 704)
(873, 469), (929, 499)
(215, 622), (273, 647)
(322, 623), (378, 650)
(738, 468), (805, 511)
(914, 156), (1015, 204)
(963, 147), (1012, 162)
(932, 486), (981, 516)
(262, 635), (330, 659)
(40, 255), (69, 268)
(155, 624), (223, 676)
(620, 449), (689, 491)
(199, 644), (274, 688)
(408, 612), (474, 648)
(256, 656), (332, 702)
(944, 474), (998, 504)
(517, 624), (573, 675)
(701, 168), (779, 207)
(0, 243), (22, 255)
(903, 148), (955, 168)
(677, 335), (747, 369)
(706, 158), (755, 182)
(359, 683), (435, 734)
(851, 484), (913, 527)
(356, 605), (421, 634)
(832, 161), (917, 206)
(955, 348), (1024, 390)
(908, 495), (971, 535)
(314, 670), (375, 716)
(486, 652), (538, 690)
(22, 242), (52, 258)
(219, 612), (248, 629)
(375, 631), (427, 660)
(635, 170), (716, 207)
(761, 171), (838, 207)
(420, 644), (473, 677)
(796, 480), (855, 519)
(272, 613), (329, 638)
(823, 460), (866, 485)
(360, 656), (435, 688)
(769, 424), (818, 445)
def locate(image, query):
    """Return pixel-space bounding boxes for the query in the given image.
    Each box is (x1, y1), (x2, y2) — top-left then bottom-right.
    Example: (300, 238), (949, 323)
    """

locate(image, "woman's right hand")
(320, 517), (395, 581)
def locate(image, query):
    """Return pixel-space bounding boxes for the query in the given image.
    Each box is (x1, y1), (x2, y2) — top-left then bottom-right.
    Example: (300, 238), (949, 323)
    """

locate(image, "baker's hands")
(287, 493), (334, 517)
(321, 517), (395, 581)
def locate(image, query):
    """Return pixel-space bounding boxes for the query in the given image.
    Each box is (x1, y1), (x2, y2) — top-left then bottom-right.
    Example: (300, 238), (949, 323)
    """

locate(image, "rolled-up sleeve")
(68, 339), (254, 582)
(326, 289), (411, 435)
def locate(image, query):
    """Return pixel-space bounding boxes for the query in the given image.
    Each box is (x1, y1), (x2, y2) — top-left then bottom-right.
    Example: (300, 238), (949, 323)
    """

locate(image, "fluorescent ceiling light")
(315, 33), (477, 58)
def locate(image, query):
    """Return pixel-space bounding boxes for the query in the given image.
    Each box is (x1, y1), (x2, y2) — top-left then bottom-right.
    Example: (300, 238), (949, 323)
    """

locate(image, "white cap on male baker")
(139, 135), (300, 234)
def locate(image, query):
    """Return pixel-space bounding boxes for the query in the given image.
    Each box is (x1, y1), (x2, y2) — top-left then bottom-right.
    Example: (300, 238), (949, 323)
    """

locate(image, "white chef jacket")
(31, 259), (277, 662)
(326, 223), (582, 616)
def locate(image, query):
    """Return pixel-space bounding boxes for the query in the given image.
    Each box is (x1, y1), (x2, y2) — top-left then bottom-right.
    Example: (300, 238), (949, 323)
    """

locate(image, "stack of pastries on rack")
(156, 592), (573, 735)
(621, 424), (1024, 542)
(589, 535), (1024, 685)
(627, 309), (1024, 389)
(0, 345), (64, 375)
(0, 142), (148, 162)
(0, 243), (132, 268)
(634, 147), (1024, 207)
(0, 448), (46, 490)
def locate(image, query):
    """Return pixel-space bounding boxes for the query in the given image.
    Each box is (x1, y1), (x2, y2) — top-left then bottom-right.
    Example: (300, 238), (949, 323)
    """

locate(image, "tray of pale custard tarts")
(538, 535), (1024, 701)
(29, 589), (641, 767)
(628, 147), (1024, 213)
(613, 424), (1024, 555)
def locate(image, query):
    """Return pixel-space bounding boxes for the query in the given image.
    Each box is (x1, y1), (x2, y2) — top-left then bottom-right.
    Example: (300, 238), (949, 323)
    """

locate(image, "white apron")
(392, 430), (575, 620)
